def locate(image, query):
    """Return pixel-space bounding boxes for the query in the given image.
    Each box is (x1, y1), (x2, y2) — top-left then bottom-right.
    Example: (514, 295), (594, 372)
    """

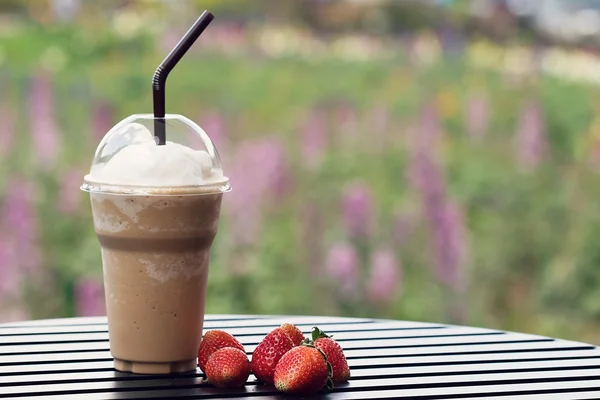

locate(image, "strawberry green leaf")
(311, 326), (333, 341)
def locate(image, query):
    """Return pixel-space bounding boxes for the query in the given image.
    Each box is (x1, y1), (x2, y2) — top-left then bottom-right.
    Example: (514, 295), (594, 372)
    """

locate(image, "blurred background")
(2, 0), (600, 343)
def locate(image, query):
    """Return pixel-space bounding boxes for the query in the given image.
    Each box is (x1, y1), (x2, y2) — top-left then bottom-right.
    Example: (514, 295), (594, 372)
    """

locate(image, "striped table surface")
(1, 315), (600, 399)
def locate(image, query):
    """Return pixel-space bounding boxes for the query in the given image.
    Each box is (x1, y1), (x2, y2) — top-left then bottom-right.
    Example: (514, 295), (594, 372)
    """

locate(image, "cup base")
(114, 358), (197, 374)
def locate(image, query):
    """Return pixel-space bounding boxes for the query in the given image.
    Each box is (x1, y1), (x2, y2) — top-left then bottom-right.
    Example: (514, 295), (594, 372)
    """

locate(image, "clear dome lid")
(81, 114), (230, 195)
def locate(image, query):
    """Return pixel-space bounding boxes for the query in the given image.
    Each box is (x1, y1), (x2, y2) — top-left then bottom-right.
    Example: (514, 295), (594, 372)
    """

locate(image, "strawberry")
(280, 323), (305, 346)
(205, 347), (251, 388)
(198, 330), (245, 373)
(273, 344), (333, 395)
(250, 327), (294, 384)
(311, 326), (351, 383)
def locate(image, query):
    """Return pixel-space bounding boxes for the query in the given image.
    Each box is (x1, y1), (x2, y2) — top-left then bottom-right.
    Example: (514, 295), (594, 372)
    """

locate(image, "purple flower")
(223, 152), (261, 246)
(91, 101), (113, 143)
(199, 110), (226, 156)
(408, 103), (467, 293)
(341, 183), (374, 240)
(0, 102), (15, 158)
(300, 109), (327, 168)
(408, 151), (446, 210)
(367, 248), (401, 304)
(464, 91), (490, 140)
(1, 178), (40, 276)
(515, 99), (547, 169)
(75, 278), (105, 317)
(57, 168), (84, 215)
(408, 103), (447, 206)
(0, 236), (20, 300)
(430, 201), (467, 292)
(0, 306), (29, 323)
(265, 139), (290, 199)
(29, 72), (60, 166)
(325, 242), (359, 296)
(223, 138), (289, 246)
(4, 180), (35, 244)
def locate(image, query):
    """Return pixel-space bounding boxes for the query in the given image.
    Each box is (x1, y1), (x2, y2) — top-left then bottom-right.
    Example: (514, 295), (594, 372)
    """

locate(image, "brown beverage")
(83, 114), (230, 374)
(90, 190), (223, 374)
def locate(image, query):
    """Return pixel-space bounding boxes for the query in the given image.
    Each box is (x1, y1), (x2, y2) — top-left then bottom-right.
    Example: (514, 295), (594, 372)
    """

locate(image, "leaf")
(311, 326), (331, 342)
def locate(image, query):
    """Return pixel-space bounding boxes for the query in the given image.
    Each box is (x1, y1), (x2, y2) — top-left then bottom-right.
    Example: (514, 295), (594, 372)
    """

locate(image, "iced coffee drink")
(82, 115), (230, 374)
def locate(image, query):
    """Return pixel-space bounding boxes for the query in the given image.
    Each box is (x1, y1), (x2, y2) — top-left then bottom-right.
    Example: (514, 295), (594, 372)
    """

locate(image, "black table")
(1, 315), (600, 399)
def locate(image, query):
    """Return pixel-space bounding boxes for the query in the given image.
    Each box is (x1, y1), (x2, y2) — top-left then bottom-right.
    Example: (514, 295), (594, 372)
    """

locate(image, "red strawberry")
(198, 330), (245, 373)
(273, 345), (333, 395)
(280, 323), (305, 346)
(251, 327), (294, 384)
(205, 347), (251, 388)
(311, 326), (350, 383)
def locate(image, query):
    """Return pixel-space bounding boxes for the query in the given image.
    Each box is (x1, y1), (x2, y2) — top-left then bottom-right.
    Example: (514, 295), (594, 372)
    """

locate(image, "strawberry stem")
(311, 326), (333, 341)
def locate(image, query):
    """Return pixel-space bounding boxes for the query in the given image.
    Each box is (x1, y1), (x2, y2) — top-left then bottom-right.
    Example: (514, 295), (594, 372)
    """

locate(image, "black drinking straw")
(152, 10), (214, 145)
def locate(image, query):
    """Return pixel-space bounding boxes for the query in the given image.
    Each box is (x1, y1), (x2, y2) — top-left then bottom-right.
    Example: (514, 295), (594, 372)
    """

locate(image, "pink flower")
(57, 168), (85, 215)
(408, 151), (446, 205)
(0, 178), (43, 312)
(91, 101), (113, 143)
(223, 138), (289, 246)
(0, 178), (41, 276)
(29, 72), (60, 166)
(300, 109), (327, 168)
(408, 103), (468, 293)
(75, 278), (105, 317)
(0, 236), (20, 300)
(325, 242), (359, 296)
(367, 248), (401, 304)
(199, 110), (226, 156)
(341, 183), (374, 240)
(431, 201), (468, 292)
(0, 306), (29, 323)
(515, 99), (547, 169)
(464, 91), (490, 140)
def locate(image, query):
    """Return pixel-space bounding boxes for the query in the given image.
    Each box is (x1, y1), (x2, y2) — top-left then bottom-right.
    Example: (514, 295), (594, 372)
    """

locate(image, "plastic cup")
(81, 114), (230, 374)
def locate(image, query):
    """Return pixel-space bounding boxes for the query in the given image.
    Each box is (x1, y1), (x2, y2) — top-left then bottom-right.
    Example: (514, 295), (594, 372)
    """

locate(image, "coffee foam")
(87, 140), (224, 187)
(92, 210), (131, 233)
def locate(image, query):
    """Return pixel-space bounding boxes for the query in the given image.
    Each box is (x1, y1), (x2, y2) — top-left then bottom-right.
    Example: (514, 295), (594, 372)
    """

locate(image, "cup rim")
(81, 177), (231, 196)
